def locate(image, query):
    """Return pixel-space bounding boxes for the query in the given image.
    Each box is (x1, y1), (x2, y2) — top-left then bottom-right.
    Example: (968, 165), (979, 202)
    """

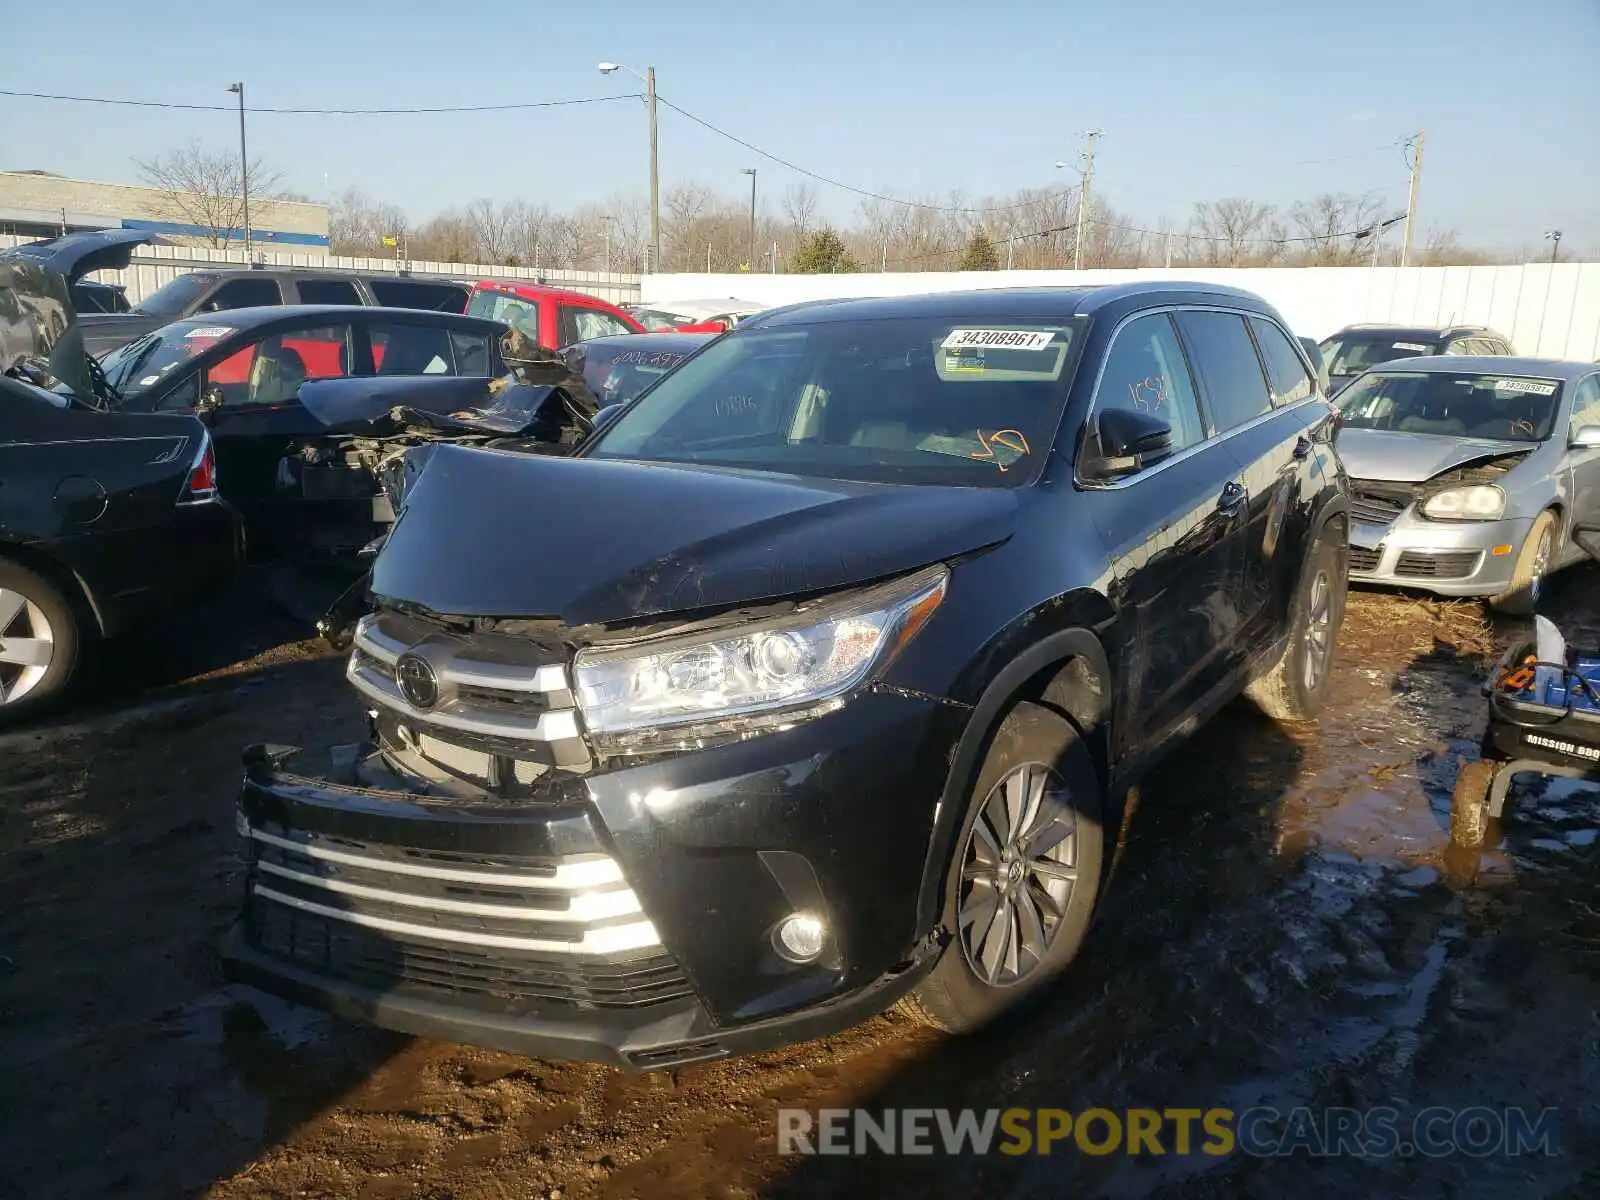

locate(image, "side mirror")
(1084, 407), (1172, 479)
(1570, 424), (1600, 450)
(196, 385), (224, 415)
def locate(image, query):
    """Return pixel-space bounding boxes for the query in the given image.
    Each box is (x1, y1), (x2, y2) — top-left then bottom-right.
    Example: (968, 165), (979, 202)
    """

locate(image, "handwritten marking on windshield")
(970, 429), (1031, 471)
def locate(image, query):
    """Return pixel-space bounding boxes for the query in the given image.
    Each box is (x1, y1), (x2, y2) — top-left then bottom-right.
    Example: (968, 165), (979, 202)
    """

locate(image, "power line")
(0, 88), (639, 114)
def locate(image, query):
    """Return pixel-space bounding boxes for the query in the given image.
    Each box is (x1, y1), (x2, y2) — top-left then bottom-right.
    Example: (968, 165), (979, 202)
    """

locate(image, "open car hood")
(370, 444), (1018, 625)
(1, 229), (159, 286)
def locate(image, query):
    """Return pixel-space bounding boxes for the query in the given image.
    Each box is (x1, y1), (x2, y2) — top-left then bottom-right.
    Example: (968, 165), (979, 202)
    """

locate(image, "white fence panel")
(642, 263), (1600, 360)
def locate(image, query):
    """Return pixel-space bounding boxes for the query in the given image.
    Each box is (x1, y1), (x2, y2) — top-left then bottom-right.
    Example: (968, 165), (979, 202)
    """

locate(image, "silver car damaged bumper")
(1348, 511), (1535, 597)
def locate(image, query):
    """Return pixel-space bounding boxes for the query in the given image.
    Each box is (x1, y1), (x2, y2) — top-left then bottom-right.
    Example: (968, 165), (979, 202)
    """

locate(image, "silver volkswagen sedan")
(1333, 356), (1600, 613)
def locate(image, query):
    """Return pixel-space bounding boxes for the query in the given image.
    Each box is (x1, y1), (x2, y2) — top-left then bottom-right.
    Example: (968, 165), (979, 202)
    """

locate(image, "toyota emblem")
(395, 652), (439, 710)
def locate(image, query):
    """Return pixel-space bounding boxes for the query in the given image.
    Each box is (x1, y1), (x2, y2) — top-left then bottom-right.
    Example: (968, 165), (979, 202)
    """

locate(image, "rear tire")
(1450, 759), (1498, 848)
(1489, 511), (1557, 616)
(1245, 523), (1346, 723)
(899, 702), (1104, 1034)
(0, 560), (82, 727)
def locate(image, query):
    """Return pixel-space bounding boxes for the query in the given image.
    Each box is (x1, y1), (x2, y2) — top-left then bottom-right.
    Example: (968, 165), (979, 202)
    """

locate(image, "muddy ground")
(2, 565), (1599, 1200)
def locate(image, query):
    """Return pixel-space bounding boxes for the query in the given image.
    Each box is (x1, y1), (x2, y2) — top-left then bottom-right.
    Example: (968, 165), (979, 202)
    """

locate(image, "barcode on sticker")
(185, 326), (234, 339)
(1392, 341), (1429, 351)
(1494, 378), (1558, 396)
(942, 329), (1055, 352)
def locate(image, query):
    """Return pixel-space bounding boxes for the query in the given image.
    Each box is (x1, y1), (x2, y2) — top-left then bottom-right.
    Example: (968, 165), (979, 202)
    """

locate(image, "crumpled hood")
(1337, 428), (1532, 483)
(370, 444), (1018, 625)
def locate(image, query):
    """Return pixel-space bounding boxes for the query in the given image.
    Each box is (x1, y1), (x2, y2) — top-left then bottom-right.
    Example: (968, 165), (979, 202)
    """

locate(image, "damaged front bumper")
(223, 687), (958, 1069)
(1348, 511), (1534, 596)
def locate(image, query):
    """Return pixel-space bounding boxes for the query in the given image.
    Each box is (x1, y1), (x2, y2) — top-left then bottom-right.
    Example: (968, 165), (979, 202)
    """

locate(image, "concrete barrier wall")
(641, 264), (1600, 361)
(0, 235), (645, 307)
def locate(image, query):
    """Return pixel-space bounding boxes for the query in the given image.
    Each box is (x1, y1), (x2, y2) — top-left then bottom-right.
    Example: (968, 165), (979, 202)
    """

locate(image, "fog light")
(1491, 544), (1514, 556)
(774, 913), (827, 963)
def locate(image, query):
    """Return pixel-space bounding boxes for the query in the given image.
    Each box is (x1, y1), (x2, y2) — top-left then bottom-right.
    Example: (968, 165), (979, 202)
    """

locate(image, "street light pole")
(226, 82), (251, 258)
(1546, 230), (1563, 264)
(741, 168), (757, 270)
(598, 63), (660, 274)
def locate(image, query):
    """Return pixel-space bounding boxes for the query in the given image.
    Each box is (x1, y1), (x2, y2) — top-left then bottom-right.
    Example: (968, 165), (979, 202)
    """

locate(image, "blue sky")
(1, 0), (1594, 254)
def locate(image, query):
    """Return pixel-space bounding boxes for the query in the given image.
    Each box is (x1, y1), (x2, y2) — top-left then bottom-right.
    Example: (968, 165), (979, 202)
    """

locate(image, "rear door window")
(210, 324), (352, 406)
(296, 278), (363, 306)
(1247, 316), (1316, 407)
(368, 323), (458, 375)
(201, 278), (283, 311)
(1176, 310), (1274, 433)
(1092, 313), (1207, 454)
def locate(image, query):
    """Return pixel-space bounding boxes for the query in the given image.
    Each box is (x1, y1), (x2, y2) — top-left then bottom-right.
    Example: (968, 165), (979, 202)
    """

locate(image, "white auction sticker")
(941, 328), (1056, 352)
(184, 326), (234, 339)
(1392, 341), (1429, 351)
(1494, 378), (1558, 396)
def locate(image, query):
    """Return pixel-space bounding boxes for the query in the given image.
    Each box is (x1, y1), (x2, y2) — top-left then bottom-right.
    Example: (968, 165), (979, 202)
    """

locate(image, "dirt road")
(2, 566), (1598, 1199)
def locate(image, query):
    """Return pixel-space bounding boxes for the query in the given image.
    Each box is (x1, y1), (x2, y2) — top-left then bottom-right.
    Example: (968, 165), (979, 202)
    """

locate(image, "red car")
(464, 281), (645, 348)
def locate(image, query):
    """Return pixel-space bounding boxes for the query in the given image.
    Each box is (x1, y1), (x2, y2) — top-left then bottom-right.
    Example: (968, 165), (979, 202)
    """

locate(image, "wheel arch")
(0, 540), (107, 639)
(912, 622), (1114, 936)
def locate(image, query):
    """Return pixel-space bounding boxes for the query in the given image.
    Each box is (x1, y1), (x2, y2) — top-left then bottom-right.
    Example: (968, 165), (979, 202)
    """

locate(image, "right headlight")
(1420, 484), (1506, 521)
(573, 566), (948, 742)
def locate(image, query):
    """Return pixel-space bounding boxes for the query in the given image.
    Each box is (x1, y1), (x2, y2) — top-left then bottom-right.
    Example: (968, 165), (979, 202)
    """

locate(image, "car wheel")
(0, 560), (82, 726)
(1489, 511), (1557, 616)
(1245, 522), (1346, 723)
(1449, 759), (1499, 848)
(898, 701), (1104, 1034)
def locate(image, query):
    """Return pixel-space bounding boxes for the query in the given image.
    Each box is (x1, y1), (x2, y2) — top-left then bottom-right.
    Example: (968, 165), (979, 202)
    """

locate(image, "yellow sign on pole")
(382, 236), (398, 247)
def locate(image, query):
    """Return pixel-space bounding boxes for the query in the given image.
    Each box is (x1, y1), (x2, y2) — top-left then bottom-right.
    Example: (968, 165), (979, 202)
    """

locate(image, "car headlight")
(1420, 485), (1506, 521)
(573, 566), (948, 741)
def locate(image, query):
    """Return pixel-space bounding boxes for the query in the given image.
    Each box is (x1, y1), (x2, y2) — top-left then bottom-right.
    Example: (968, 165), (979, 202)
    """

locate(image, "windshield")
(100, 321), (236, 397)
(581, 341), (702, 406)
(1336, 371), (1564, 442)
(133, 273), (218, 318)
(1319, 332), (1437, 377)
(588, 317), (1080, 487)
(630, 308), (692, 331)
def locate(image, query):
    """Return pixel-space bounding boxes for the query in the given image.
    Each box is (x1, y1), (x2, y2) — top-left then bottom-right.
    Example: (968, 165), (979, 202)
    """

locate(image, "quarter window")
(1176, 311), (1274, 433)
(368, 323), (457, 375)
(1248, 317), (1316, 406)
(1093, 313), (1206, 454)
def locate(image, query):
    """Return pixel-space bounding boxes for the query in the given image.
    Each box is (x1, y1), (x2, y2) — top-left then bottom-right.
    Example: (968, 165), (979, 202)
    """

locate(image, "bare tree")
(465, 198), (517, 264)
(782, 182), (821, 239)
(328, 187), (407, 256)
(1289, 192), (1385, 265)
(1188, 198), (1285, 266)
(134, 141), (283, 248)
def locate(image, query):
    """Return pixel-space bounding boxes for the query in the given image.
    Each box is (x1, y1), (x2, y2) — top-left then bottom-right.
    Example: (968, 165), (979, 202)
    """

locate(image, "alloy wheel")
(1302, 569), (1333, 693)
(957, 761), (1079, 988)
(0, 587), (55, 705)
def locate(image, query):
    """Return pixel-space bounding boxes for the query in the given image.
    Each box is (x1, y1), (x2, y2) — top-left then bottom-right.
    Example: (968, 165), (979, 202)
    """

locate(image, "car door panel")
(1564, 376), (1600, 557)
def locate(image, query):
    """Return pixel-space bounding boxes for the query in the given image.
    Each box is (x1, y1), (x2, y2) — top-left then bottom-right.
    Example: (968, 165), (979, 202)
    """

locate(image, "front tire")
(0, 560), (82, 726)
(899, 702), (1104, 1033)
(1245, 522), (1346, 723)
(1490, 510), (1557, 616)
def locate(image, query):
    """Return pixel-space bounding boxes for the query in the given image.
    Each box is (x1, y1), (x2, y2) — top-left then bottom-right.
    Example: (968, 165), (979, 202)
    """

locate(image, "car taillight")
(180, 432), (219, 504)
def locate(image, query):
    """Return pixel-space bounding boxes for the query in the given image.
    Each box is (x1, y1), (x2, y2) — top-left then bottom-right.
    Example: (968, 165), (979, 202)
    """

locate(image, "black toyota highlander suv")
(224, 283), (1351, 1068)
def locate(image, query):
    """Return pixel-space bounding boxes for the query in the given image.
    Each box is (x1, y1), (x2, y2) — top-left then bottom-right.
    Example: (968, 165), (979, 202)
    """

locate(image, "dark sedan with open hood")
(1335, 356), (1600, 612)
(0, 233), (242, 723)
(224, 283), (1350, 1067)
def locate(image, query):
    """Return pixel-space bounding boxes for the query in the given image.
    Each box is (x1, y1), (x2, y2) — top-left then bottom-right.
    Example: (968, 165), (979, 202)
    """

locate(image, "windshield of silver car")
(586, 318), (1080, 487)
(1336, 371), (1563, 442)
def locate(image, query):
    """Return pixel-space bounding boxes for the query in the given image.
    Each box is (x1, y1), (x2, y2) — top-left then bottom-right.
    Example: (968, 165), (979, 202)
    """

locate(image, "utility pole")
(1546, 230), (1563, 264)
(771, 240), (779, 274)
(881, 241), (888, 272)
(1164, 230), (1174, 267)
(740, 168), (758, 270)
(1006, 235), (1015, 270)
(646, 68), (659, 273)
(707, 241), (713, 272)
(227, 82), (251, 259)
(1073, 129), (1101, 271)
(1400, 128), (1425, 267)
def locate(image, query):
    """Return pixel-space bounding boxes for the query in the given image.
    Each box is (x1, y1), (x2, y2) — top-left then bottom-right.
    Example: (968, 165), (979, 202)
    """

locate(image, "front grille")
(242, 820), (663, 964)
(250, 903), (693, 1012)
(1395, 550), (1480, 579)
(1351, 495), (1405, 524)
(348, 611), (589, 775)
(1348, 545), (1382, 573)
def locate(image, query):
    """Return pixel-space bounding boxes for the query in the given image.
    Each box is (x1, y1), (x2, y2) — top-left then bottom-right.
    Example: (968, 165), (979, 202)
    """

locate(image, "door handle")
(1217, 481), (1248, 515)
(1293, 435), (1313, 460)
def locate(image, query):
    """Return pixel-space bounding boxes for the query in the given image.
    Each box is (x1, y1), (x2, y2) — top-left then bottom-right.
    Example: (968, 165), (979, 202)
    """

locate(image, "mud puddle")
(2, 568), (1599, 1199)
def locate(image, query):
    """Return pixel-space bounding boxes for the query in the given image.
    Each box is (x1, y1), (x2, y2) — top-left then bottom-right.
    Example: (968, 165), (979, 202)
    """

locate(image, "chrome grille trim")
(252, 886), (662, 956)
(245, 827), (620, 889)
(347, 658), (581, 741)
